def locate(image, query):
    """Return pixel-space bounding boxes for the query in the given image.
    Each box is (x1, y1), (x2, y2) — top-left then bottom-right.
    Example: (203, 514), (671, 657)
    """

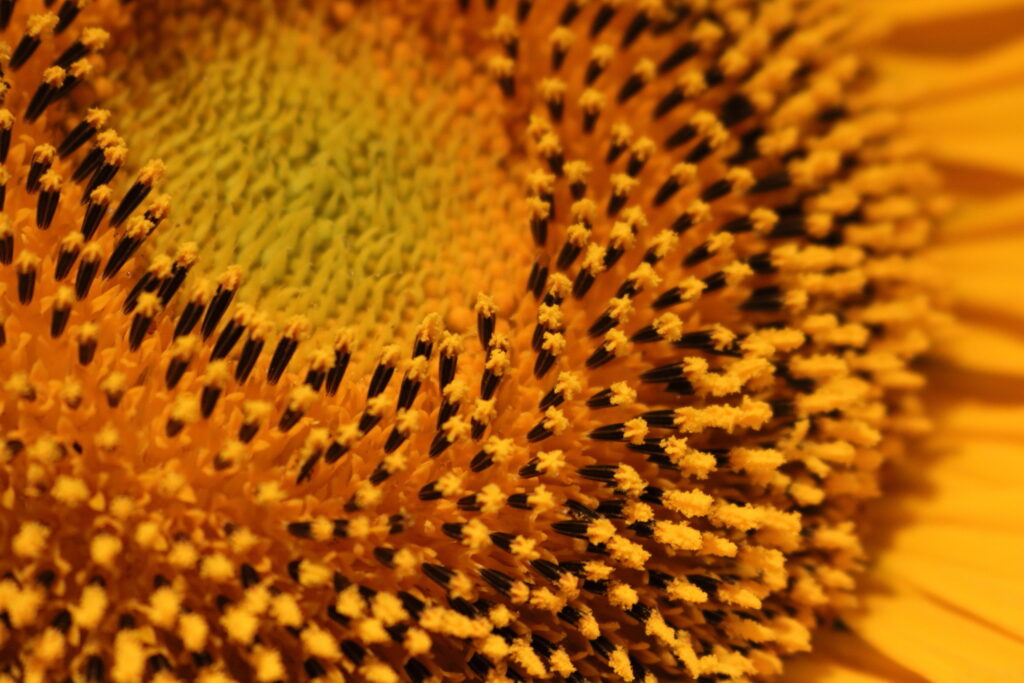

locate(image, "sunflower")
(0, 0), (1018, 682)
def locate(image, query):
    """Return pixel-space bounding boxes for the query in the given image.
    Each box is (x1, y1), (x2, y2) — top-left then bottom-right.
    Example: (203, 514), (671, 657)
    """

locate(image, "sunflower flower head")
(0, 0), (945, 681)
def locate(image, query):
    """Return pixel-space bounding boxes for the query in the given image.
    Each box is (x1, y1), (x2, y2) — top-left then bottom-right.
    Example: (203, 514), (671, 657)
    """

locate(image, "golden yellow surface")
(0, 0), (1018, 681)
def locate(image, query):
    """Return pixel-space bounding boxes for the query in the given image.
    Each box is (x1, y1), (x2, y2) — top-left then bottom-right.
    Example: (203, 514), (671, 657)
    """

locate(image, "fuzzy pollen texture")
(0, 1), (938, 682)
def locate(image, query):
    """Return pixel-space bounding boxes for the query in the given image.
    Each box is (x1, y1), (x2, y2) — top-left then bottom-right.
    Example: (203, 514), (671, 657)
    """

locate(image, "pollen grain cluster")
(0, 1), (938, 682)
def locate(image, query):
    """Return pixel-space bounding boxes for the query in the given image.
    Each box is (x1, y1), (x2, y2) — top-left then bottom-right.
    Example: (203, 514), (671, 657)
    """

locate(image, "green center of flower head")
(110, 3), (527, 340)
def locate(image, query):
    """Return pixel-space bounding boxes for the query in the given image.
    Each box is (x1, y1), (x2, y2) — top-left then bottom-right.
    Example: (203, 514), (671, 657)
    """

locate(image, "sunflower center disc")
(112, 3), (528, 340)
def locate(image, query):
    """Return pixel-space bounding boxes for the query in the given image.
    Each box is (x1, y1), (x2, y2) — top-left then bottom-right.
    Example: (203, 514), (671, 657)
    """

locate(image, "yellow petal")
(930, 231), (1024, 318)
(789, 628), (926, 683)
(849, 579), (1024, 682)
(881, 534), (1024, 637)
(785, 655), (913, 683)
(938, 401), (1024, 442)
(940, 194), (1024, 242)
(862, 0), (1024, 27)
(876, 38), (1024, 108)
(936, 161), (1024, 199)
(870, 1), (1024, 60)
(909, 85), (1024, 176)
(854, 395), (1024, 676)
(931, 316), (1024, 379)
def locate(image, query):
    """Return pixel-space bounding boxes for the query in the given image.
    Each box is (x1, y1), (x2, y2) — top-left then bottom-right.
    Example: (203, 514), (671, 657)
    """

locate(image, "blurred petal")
(940, 194), (1024, 241)
(931, 317), (1024, 378)
(881, 526), (1024, 635)
(876, 38), (1024, 106)
(939, 401), (1024, 441)
(934, 162), (1024, 198)
(852, 397), (1024, 678)
(930, 232), (1024, 318)
(787, 651), (919, 683)
(909, 85), (1024, 176)
(848, 579), (1024, 682)
(860, 0), (1024, 27)
(790, 624), (928, 682)
(877, 3), (1024, 56)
